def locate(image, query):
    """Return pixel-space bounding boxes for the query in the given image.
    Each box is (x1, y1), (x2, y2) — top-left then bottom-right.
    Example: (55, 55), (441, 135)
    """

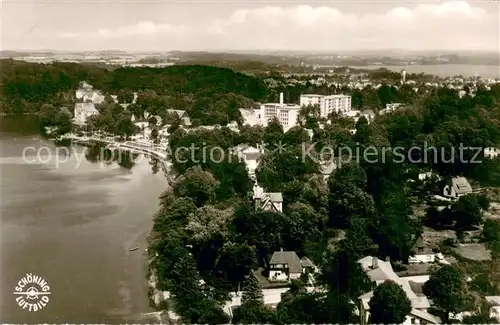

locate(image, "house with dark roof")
(443, 176), (472, 199)
(409, 237), (436, 264)
(252, 185), (283, 213)
(166, 109), (191, 126)
(268, 249), (315, 282)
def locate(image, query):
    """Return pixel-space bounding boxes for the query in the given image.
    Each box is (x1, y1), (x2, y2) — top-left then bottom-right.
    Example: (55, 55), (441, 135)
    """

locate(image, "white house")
(379, 103), (403, 115)
(299, 94), (352, 118)
(134, 121), (151, 139)
(252, 185), (283, 213)
(344, 110), (374, 124)
(358, 256), (440, 325)
(418, 171), (440, 182)
(223, 286), (317, 317)
(443, 177), (473, 199)
(320, 161), (337, 181)
(269, 250), (303, 281)
(73, 103), (99, 124)
(226, 121), (240, 133)
(409, 237), (436, 264)
(484, 147), (500, 159)
(268, 249), (316, 282)
(233, 144), (264, 180)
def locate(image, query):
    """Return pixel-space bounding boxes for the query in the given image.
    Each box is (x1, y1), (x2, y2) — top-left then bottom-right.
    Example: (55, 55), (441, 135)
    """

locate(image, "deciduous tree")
(173, 166), (219, 207)
(369, 280), (412, 324)
(423, 265), (468, 321)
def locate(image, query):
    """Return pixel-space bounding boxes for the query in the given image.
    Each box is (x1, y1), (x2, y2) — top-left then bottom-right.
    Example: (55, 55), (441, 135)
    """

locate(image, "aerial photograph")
(1, 0), (500, 323)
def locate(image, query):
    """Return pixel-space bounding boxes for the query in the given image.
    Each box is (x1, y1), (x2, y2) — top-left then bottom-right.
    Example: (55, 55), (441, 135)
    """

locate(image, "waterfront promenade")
(60, 133), (170, 173)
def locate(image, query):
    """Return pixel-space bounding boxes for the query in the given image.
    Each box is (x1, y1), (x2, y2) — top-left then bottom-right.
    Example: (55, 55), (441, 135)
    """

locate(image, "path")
(61, 134), (170, 174)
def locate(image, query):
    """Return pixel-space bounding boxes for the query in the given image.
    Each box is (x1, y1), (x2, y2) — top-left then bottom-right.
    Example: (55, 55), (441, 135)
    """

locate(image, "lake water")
(0, 117), (168, 323)
(349, 64), (500, 79)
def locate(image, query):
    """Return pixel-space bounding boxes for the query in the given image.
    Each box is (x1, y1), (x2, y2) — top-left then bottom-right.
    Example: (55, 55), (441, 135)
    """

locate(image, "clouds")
(8, 0), (500, 51)
(199, 1), (497, 51)
(97, 22), (187, 39)
(57, 21), (187, 40)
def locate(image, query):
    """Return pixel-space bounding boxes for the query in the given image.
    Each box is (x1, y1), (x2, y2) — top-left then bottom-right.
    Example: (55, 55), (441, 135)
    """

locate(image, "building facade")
(258, 102), (300, 132)
(252, 185), (283, 213)
(300, 94), (352, 117)
(268, 250), (315, 282)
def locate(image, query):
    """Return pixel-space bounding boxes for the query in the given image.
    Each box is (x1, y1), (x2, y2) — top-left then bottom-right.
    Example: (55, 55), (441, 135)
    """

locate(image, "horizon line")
(3, 49), (500, 54)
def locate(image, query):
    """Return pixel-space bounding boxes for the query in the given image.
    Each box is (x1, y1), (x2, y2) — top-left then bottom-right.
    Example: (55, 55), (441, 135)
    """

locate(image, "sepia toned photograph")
(1, 0), (500, 323)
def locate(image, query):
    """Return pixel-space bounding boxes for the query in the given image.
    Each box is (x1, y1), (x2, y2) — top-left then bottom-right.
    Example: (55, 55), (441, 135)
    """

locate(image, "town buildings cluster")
(268, 68), (499, 96)
(69, 76), (500, 324)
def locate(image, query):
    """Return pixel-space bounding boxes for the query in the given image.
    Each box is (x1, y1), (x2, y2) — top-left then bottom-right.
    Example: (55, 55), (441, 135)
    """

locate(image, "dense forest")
(0, 59), (268, 125)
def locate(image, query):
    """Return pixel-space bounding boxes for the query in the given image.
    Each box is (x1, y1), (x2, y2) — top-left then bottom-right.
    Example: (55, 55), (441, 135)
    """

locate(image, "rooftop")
(267, 192), (283, 202)
(74, 102), (98, 112)
(411, 237), (434, 255)
(166, 109), (186, 118)
(270, 250), (302, 274)
(452, 177), (473, 194)
(300, 256), (315, 268)
(357, 256), (431, 309)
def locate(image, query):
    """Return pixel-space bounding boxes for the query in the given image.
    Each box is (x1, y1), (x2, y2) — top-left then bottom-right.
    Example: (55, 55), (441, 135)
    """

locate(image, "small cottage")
(252, 185), (283, 213)
(268, 249), (315, 282)
(409, 237), (436, 264)
(443, 177), (472, 199)
(165, 109), (191, 126)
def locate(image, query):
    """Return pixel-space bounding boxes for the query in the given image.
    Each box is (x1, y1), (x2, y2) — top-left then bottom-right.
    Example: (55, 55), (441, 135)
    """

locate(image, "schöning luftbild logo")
(13, 273), (51, 312)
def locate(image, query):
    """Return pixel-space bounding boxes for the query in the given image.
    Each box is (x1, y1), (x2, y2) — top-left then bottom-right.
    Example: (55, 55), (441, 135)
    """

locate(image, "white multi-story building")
(73, 103), (99, 125)
(299, 94), (352, 117)
(75, 82), (105, 104)
(299, 94), (324, 108)
(258, 93), (300, 131)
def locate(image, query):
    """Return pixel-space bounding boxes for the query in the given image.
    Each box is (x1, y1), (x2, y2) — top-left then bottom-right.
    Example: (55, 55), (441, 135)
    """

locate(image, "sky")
(1, 0), (499, 52)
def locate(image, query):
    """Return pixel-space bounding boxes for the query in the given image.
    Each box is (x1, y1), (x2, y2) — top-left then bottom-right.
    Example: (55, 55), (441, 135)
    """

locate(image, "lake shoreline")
(0, 129), (172, 323)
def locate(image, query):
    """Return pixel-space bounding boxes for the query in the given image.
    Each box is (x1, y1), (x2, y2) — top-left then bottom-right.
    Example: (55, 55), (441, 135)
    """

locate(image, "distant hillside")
(0, 51), (27, 58)
(0, 60), (268, 125)
(102, 64), (268, 100)
(169, 51), (302, 65)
